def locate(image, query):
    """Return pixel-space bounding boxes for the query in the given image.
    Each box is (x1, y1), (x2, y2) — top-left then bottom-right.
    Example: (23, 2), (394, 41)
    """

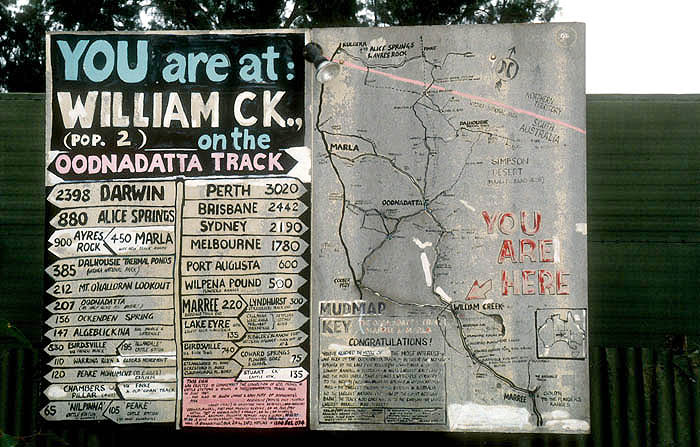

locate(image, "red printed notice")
(182, 378), (307, 428)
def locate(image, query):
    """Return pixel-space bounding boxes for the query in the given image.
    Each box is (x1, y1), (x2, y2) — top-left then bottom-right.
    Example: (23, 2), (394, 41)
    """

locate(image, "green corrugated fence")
(1, 94), (699, 444)
(1, 346), (698, 445)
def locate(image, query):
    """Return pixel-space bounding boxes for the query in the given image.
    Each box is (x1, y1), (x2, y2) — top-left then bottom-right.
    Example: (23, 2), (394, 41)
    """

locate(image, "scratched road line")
(340, 60), (587, 135)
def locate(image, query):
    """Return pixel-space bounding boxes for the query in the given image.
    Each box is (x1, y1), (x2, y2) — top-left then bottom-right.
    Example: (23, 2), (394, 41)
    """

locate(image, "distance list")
(42, 177), (310, 426)
(179, 178), (309, 427)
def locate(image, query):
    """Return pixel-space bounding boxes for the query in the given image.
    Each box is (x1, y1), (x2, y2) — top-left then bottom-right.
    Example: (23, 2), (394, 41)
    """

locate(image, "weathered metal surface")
(310, 23), (588, 432)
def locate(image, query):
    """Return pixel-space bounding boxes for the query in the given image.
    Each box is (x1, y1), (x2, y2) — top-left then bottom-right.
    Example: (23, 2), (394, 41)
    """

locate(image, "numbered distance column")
(179, 178), (310, 428)
(42, 181), (178, 424)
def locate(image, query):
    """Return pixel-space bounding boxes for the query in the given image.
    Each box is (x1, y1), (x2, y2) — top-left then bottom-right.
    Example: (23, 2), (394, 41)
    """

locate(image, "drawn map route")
(340, 60), (587, 135)
(311, 24), (589, 432)
(318, 44), (544, 426)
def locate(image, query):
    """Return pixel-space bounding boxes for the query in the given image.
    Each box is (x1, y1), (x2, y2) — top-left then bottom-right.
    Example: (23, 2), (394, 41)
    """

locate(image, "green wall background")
(2, 93), (698, 346)
(0, 93), (698, 445)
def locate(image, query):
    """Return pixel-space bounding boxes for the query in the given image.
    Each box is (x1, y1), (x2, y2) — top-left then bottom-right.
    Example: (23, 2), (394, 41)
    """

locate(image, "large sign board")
(43, 24), (588, 433)
(310, 24), (588, 432)
(43, 31), (311, 428)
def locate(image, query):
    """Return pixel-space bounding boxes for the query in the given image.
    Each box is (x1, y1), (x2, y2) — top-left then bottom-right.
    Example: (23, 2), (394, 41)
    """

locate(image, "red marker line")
(341, 60), (586, 135)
